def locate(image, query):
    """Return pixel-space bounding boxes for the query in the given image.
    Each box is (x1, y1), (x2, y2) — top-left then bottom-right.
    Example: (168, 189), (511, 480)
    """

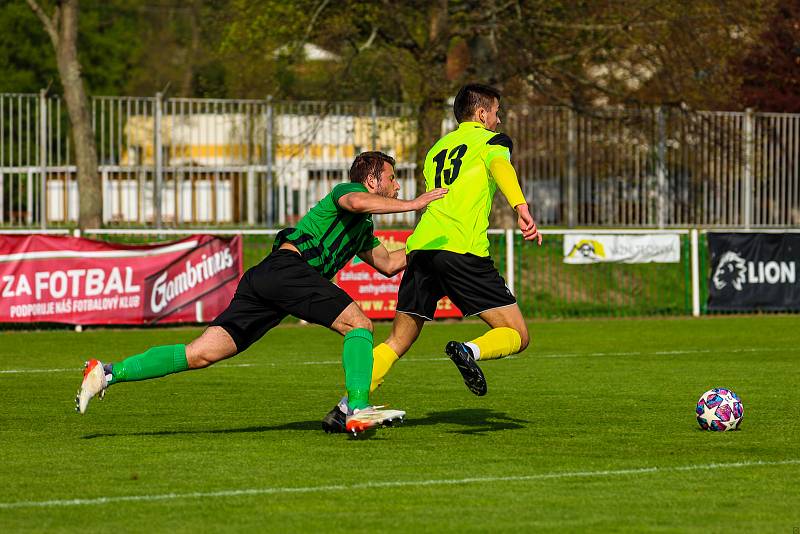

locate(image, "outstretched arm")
(357, 245), (406, 277)
(338, 188), (447, 214)
(490, 157), (542, 245)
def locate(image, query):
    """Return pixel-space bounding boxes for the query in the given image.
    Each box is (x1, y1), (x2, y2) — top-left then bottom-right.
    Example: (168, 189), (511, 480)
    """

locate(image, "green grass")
(511, 233), (691, 318)
(2, 316), (799, 532)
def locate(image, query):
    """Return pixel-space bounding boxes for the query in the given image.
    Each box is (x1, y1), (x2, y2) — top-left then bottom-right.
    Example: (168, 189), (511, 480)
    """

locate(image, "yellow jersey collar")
(458, 121), (488, 130)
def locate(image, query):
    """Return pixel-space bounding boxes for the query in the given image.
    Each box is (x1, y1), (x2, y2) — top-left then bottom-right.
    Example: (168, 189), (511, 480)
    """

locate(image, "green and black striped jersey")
(273, 183), (380, 279)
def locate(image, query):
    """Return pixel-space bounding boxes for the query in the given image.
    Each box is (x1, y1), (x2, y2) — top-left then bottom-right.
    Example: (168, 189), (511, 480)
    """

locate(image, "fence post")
(656, 107), (667, 229)
(690, 228), (700, 317)
(505, 228), (515, 295)
(39, 89), (47, 229)
(153, 92), (163, 229)
(26, 169), (33, 225)
(371, 98), (378, 151)
(265, 95), (274, 226)
(101, 169), (109, 223)
(247, 167), (256, 226)
(567, 108), (577, 227)
(73, 227), (83, 332)
(743, 108), (754, 230)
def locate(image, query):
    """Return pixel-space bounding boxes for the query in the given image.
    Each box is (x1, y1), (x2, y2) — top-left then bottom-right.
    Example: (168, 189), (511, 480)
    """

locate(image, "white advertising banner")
(563, 234), (681, 264)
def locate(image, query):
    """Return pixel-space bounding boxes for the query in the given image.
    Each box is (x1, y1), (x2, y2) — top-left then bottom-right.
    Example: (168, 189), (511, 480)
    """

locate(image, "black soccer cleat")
(321, 404), (347, 433)
(445, 341), (487, 396)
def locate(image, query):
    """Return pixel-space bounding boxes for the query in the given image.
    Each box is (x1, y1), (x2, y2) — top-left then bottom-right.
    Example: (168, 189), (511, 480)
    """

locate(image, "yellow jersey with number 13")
(406, 121), (513, 257)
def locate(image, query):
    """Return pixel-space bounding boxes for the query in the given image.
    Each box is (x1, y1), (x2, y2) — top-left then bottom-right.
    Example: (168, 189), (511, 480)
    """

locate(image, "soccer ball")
(696, 388), (744, 431)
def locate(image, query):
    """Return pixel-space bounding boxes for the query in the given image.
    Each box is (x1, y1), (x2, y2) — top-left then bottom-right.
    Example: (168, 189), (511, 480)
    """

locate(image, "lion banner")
(707, 233), (800, 312)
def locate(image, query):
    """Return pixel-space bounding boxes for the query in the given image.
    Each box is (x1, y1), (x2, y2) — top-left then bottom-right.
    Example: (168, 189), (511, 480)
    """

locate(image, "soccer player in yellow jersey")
(322, 84), (540, 429)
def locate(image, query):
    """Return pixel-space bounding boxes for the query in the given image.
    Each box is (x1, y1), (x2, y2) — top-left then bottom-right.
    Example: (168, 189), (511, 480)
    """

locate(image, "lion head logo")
(712, 251), (747, 291)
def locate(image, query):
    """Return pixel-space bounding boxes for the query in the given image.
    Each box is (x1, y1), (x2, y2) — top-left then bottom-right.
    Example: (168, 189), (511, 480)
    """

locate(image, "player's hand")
(516, 204), (542, 245)
(412, 188), (448, 210)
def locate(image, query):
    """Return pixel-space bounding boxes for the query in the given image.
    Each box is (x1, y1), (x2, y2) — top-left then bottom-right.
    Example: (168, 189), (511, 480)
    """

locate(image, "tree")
(735, 0), (800, 112)
(123, 0), (230, 97)
(221, 0), (770, 196)
(3, 2), (145, 95)
(0, 3), (58, 92)
(221, 1), (469, 193)
(26, 0), (100, 228)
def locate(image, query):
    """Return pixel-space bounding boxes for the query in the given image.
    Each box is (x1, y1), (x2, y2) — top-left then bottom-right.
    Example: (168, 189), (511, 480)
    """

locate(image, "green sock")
(108, 345), (189, 385)
(342, 329), (373, 411)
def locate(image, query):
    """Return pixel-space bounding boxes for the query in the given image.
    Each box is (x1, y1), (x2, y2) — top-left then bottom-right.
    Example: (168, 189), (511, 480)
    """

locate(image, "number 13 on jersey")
(432, 144), (468, 188)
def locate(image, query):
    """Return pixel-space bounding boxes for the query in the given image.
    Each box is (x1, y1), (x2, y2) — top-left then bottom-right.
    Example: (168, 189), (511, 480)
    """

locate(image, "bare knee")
(185, 327), (237, 369)
(342, 316), (373, 334)
(331, 303), (373, 335)
(185, 346), (214, 369)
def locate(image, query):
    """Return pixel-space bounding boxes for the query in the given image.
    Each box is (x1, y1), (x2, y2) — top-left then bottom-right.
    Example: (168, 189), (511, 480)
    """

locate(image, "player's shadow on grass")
(404, 408), (530, 435)
(81, 410), (529, 439)
(81, 420), (323, 439)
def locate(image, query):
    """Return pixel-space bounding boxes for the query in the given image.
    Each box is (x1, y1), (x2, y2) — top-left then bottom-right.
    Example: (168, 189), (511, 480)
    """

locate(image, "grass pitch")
(1, 315), (799, 532)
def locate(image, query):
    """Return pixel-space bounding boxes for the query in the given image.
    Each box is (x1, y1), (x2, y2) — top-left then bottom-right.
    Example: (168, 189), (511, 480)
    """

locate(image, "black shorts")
(396, 250), (516, 320)
(210, 249), (353, 352)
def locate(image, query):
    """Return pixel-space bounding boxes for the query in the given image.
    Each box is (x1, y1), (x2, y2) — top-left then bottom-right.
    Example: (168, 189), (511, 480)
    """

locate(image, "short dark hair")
(349, 151), (395, 184)
(453, 83), (501, 123)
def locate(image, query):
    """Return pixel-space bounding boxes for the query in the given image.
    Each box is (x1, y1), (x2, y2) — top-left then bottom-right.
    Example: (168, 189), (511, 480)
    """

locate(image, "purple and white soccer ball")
(696, 388), (744, 431)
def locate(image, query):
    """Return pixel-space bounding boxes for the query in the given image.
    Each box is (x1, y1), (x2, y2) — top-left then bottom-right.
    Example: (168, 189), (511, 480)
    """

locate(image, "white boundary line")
(2, 459), (798, 510)
(0, 367), (77, 374)
(539, 346), (797, 359)
(0, 358), (454, 374)
(2, 347), (796, 375)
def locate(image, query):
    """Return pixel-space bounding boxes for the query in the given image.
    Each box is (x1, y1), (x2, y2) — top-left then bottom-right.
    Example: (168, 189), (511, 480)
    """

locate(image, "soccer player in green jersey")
(323, 85), (540, 426)
(76, 151), (447, 435)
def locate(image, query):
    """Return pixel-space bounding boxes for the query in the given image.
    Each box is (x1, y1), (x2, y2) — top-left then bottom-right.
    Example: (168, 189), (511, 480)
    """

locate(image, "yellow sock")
(470, 327), (522, 361)
(370, 343), (399, 392)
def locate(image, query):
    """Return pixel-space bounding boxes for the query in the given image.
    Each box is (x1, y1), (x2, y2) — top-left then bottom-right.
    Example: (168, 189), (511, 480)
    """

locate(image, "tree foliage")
(3, 0), (782, 109)
(4, 0), (230, 97)
(3, 0), (792, 227)
(735, 0), (800, 112)
(3, 0), (143, 95)
(219, 0), (773, 194)
(123, 0), (230, 97)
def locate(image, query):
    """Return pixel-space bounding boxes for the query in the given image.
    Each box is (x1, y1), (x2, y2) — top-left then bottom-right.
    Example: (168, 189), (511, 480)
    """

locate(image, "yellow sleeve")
(489, 157), (527, 209)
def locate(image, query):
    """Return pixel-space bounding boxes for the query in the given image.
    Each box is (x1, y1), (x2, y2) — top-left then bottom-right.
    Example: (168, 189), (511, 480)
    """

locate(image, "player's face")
(375, 162), (400, 198)
(482, 99), (501, 131)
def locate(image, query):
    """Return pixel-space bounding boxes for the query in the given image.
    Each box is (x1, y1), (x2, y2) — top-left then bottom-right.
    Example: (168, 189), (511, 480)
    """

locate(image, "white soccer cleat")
(75, 359), (108, 414)
(345, 405), (405, 436)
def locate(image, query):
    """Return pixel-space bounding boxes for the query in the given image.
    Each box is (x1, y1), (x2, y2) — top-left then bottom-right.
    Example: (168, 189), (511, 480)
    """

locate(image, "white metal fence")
(2, 93), (798, 229)
(505, 107), (800, 228)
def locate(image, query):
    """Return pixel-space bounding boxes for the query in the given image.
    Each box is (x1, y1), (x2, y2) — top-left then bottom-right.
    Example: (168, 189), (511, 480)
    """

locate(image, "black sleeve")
(487, 133), (513, 156)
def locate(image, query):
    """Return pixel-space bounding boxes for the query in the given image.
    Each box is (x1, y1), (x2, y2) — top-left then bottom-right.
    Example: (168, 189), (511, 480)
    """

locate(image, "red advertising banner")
(336, 230), (461, 319)
(0, 234), (241, 325)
